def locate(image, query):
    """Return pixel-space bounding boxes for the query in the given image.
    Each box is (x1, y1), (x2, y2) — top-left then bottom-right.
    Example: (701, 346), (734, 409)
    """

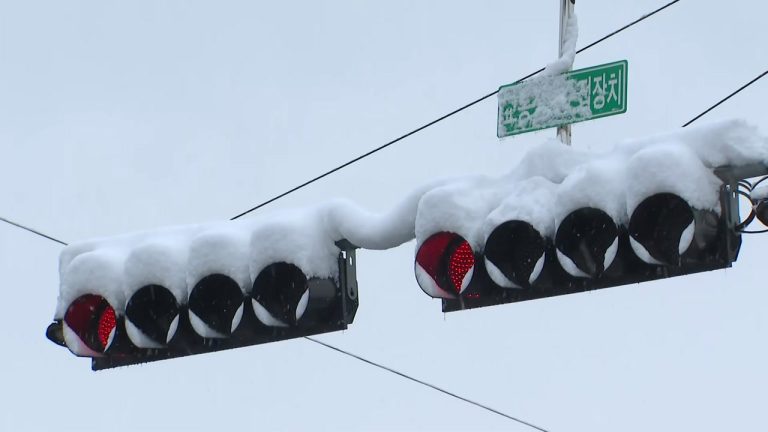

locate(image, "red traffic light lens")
(448, 241), (474, 294)
(415, 232), (475, 298)
(97, 306), (116, 349)
(63, 294), (117, 356)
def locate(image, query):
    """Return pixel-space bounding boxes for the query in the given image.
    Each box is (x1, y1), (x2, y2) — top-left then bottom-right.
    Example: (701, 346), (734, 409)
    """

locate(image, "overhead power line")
(305, 337), (549, 431)
(230, 0), (683, 220)
(682, 69), (768, 127)
(0, 216), (67, 246)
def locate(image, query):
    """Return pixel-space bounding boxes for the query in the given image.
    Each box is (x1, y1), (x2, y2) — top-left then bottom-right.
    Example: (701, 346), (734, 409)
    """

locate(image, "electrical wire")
(304, 336), (549, 432)
(0, 216), (67, 246)
(230, 0), (683, 220)
(682, 69), (768, 127)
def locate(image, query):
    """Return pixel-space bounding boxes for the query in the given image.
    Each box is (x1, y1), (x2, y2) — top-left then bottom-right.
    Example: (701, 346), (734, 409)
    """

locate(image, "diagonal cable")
(0, 216), (67, 246)
(305, 336), (549, 431)
(682, 69), (768, 127)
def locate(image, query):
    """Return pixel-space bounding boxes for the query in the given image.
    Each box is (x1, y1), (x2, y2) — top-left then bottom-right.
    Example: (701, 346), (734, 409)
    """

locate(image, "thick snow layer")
(497, 72), (591, 137)
(543, 13), (578, 77)
(55, 120), (768, 318)
(497, 13), (584, 137)
(483, 177), (558, 240)
(55, 182), (447, 318)
(416, 119), (768, 252)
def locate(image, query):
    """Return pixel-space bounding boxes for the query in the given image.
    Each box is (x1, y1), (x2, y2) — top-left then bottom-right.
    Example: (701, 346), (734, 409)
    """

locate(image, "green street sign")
(497, 60), (628, 138)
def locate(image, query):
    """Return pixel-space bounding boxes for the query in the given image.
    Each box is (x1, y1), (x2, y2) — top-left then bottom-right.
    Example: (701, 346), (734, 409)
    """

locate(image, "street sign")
(497, 60), (628, 138)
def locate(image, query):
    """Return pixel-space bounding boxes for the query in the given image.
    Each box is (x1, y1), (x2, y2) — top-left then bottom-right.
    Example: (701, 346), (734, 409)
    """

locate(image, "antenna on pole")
(556, 0), (575, 145)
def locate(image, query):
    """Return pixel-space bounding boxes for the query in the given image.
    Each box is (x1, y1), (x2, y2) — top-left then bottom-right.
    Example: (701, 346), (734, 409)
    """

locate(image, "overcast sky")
(1, 1), (767, 431)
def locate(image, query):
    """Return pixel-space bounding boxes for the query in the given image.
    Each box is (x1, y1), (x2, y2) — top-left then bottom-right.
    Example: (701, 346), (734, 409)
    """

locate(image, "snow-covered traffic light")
(414, 121), (768, 313)
(417, 185), (742, 313)
(46, 222), (359, 370)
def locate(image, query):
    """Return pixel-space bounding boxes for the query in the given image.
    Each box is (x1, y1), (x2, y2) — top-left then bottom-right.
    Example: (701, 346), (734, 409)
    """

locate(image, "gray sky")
(1, 1), (767, 431)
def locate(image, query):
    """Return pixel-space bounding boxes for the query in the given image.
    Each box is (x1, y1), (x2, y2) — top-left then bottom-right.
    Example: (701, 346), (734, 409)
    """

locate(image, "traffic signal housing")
(47, 239), (358, 370)
(415, 151), (763, 313)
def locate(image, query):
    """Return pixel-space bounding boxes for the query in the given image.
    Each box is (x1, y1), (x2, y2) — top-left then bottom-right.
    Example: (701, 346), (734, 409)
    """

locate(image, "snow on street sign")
(497, 60), (628, 138)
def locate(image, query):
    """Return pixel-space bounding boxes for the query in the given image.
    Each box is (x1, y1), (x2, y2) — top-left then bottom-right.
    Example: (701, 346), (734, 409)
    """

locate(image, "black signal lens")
(251, 262), (309, 327)
(484, 220), (546, 288)
(188, 274), (244, 338)
(629, 193), (694, 266)
(125, 285), (180, 348)
(555, 208), (618, 278)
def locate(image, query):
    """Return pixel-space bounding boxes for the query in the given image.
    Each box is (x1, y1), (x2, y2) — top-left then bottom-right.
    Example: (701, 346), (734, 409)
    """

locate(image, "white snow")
(497, 13), (588, 137)
(483, 177), (558, 241)
(55, 119), (768, 321)
(125, 239), (189, 304)
(497, 73), (591, 136)
(484, 258), (516, 288)
(414, 264), (455, 299)
(543, 12), (578, 77)
(125, 318), (164, 349)
(187, 228), (251, 295)
(624, 144), (721, 215)
(415, 119), (768, 257)
(553, 155), (627, 225)
(55, 181), (449, 318)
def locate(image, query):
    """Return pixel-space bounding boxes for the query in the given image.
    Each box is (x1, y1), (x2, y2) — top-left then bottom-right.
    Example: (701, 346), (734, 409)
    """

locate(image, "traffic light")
(414, 147), (765, 313)
(46, 231), (359, 370)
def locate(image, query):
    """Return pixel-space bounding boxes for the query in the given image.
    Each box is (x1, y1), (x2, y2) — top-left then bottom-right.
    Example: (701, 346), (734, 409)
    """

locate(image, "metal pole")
(556, 0), (575, 145)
